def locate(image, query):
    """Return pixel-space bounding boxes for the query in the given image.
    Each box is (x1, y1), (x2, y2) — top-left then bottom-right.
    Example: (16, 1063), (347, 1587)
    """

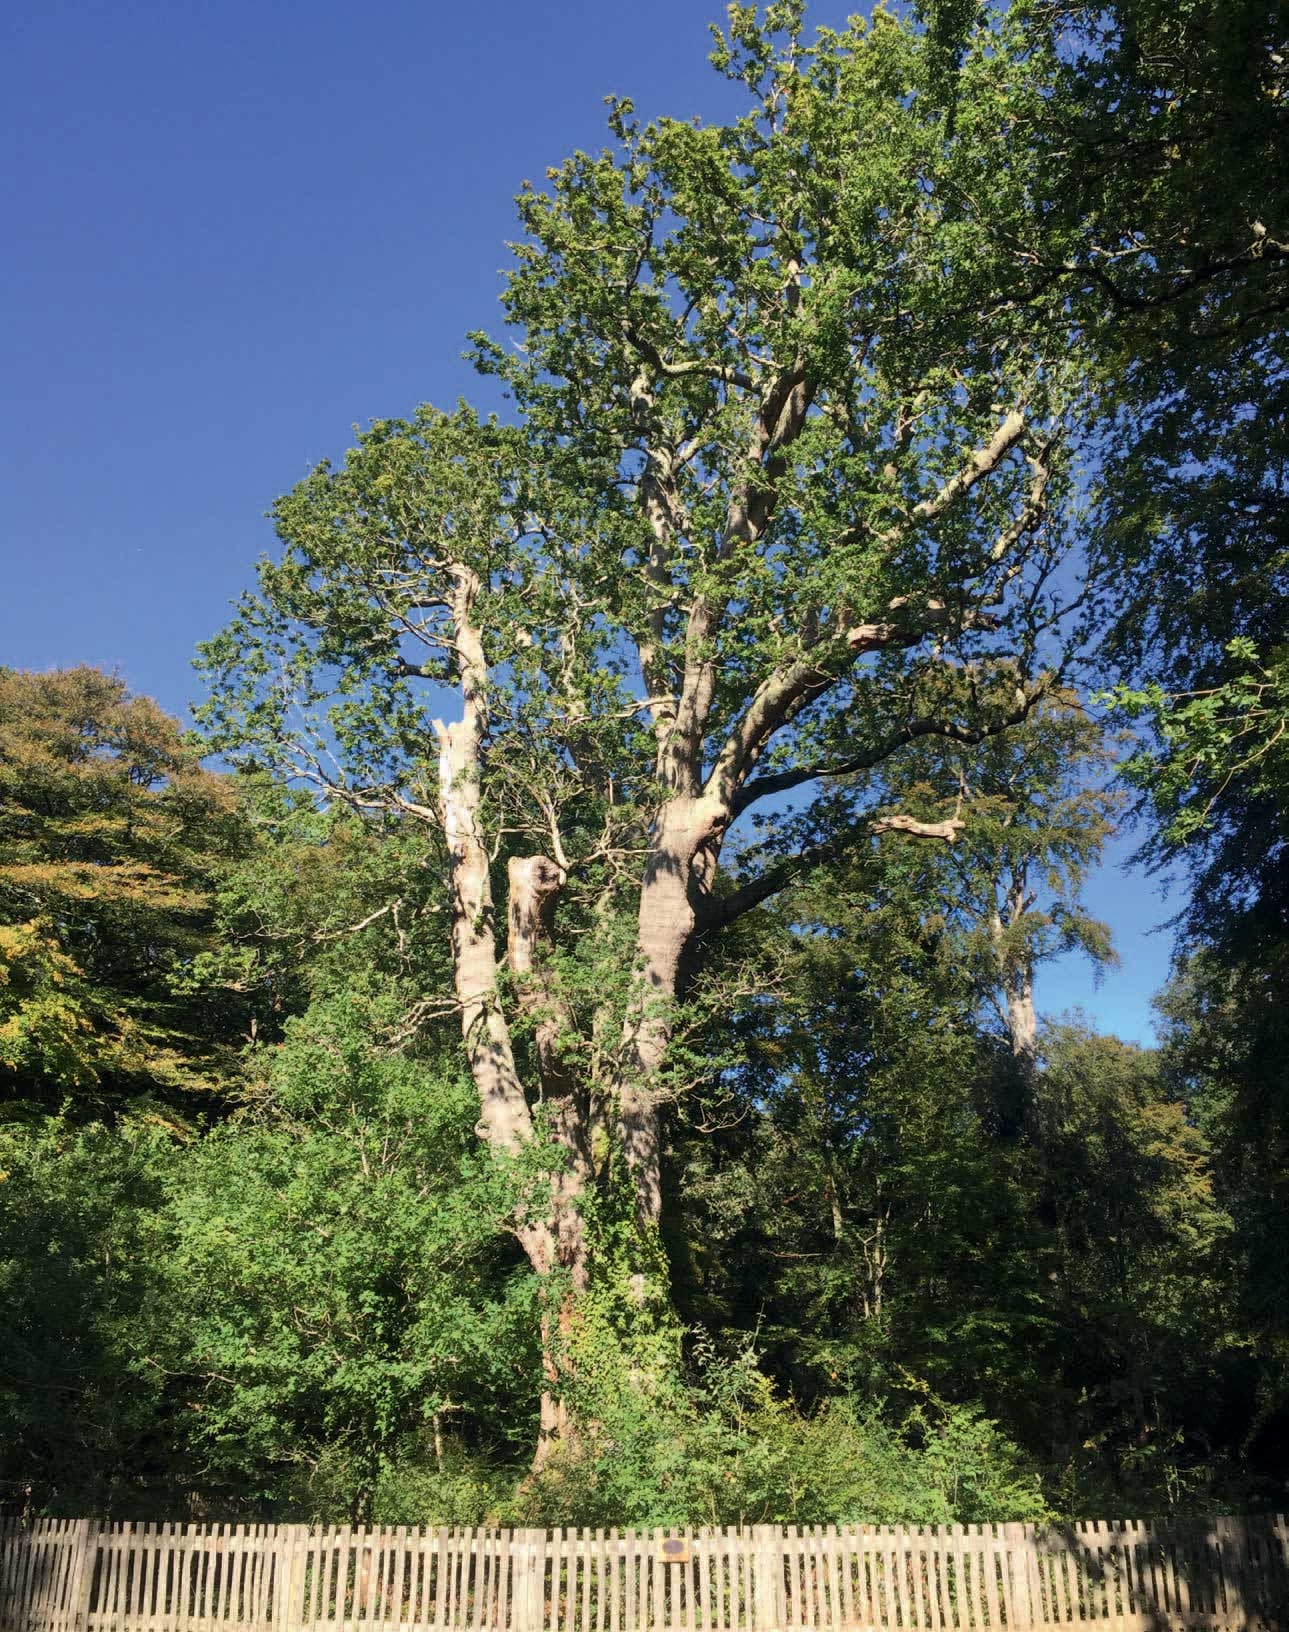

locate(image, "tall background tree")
(0, 666), (248, 1115)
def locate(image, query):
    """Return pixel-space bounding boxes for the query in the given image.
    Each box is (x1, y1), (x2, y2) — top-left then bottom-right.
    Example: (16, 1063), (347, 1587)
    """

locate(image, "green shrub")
(513, 1334), (1048, 1528)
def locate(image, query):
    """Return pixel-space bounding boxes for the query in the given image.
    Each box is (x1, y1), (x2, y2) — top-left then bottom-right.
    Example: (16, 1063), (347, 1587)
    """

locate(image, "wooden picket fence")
(2, 1516), (1287, 1632)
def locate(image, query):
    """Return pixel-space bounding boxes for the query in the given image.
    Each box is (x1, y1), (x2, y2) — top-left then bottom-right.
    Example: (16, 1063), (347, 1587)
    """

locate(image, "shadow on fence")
(2, 1514), (1286, 1631)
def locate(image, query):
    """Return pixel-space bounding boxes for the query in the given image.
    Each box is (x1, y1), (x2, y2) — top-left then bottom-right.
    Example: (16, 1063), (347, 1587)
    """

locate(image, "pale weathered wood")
(391, 1521), (411, 1625)
(1054, 1524), (1079, 1627)
(354, 1527), (371, 1632)
(496, 1523), (510, 1632)
(5, 1515), (1284, 1632)
(620, 1531), (634, 1632)
(925, 1526), (945, 1632)
(166, 1524), (187, 1632)
(427, 1528), (444, 1632)
(436, 1526), (451, 1632)
(203, 1524), (222, 1632)
(819, 1524), (836, 1630)
(409, 1531), (429, 1630)
(39, 1521), (60, 1632)
(832, 1529), (850, 1632)
(753, 1527), (775, 1632)
(0, 1519), (14, 1628)
(284, 1526), (303, 1632)
(740, 1528), (754, 1632)
(880, 1528), (901, 1632)
(681, 1527), (694, 1632)
(1126, 1517), (1147, 1627)
(777, 1525), (794, 1631)
(474, 1527), (489, 1632)
(395, 1522), (409, 1629)
(18, 1523), (44, 1631)
(139, 1522), (158, 1632)
(89, 1523), (110, 1632)
(250, 1522), (268, 1625)
(225, 1526), (242, 1630)
(489, 1528), (503, 1632)
(1198, 1516), (1226, 1622)
(461, 1527), (475, 1632)
(339, 1525), (354, 1632)
(321, 1528), (339, 1632)
(359, 1527), (376, 1630)
(181, 1523), (199, 1632)
(801, 1522), (816, 1629)
(1246, 1515), (1273, 1624)
(330, 1526), (346, 1632)
(999, 1522), (1024, 1632)
(695, 1521), (708, 1632)
(803, 1524), (819, 1629)
(473, 1521), (486, 1625)
(523, 1529), (543, 1632)
(556, 1529), (569, 1632)
(448, 1529), (463, 1632)
(312, 1527), (332, 1631)
(213, 1521), (231, 1632)
(196, 1522), (215, 1632)
(47, 1521), (69, 1632)
(23, 1521), (46, 1630)
(852, 1527), (871, 1632)
(231, 1524), (248, 1626)
(470, 1527), (484, 1632)
(106, 1522), (126, 1630)
(228, 1523), (244, 1626)
(376, 1528), (391, 1632)
(193, 1522), (212, 1632)
(603, 1530), (615, 1632)
(464, 1525), (477, 1632)
(723, 1526), (737, 1632)
(916, 1525), (935, 1632)
(37, 1521), (63, 1632)
(255, 1524), (271, 1630)
(457, 1525), (471, 1632)
(1104, 1519), (1127, 1632)
(10, 1520), (31, 1627)
(249, 1526), (268, 1631)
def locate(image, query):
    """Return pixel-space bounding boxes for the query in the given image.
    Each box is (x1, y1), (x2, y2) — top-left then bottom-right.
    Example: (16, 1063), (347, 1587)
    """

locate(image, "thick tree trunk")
(614, 796), (725, 1232)
(1005, 963), (1042, 1141)
(506, 853), (593, 1290)
(1005, 966), (1039, 1079)
(989, 871), (1042, 1141)
(436, 716), (534, 1169)
(435, 572), (592, 1468)
(530, 1292), (582, 1473)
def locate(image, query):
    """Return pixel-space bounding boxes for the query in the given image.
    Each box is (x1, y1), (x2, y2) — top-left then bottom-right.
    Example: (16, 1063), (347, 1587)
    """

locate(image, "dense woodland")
(2, 0), (1286, 1527)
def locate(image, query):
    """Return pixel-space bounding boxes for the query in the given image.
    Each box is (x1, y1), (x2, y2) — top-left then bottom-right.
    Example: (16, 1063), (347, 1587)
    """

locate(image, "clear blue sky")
(0, 0), (1175, 1043)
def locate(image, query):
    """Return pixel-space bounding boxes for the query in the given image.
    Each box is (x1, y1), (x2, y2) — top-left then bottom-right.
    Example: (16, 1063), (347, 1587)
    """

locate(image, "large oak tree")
(199, 3), (1094, 1457)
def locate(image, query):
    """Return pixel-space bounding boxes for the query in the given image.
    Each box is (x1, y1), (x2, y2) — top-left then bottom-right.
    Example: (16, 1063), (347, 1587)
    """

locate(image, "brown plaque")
(659, 1537), (691, 1562)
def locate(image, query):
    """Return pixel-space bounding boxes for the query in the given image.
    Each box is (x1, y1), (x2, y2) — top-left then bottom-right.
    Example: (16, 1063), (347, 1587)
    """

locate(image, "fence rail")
(2, 1516), (1286, 1632)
